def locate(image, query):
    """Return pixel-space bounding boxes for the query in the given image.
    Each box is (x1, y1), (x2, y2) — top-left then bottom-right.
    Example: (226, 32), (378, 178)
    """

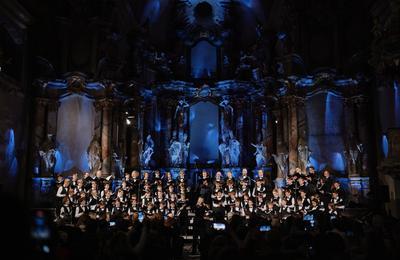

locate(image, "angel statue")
(39, 134), (58, 175)
(229, 132), (241, 167)
(87, 135), (102, 173)
(39, 149), (57, 173)
(174, 98), (190, 127)
(219, 97), (234, 136)
(272, 153), (289, 179)
(219, 133), (230, 167)
(140, 135), (154, 168)
(169, 137), (182, 167)
(297, 144), (311, 172)
(252, 142), (267, 168)
(181, 133), (190, 166)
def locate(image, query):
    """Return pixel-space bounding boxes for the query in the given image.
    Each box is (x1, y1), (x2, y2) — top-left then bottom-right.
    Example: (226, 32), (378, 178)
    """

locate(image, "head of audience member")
(132, 170), (139, 179)
(56, 174), (64, 184)
(63, 178), (71, 188)
(258, 169), (264, 178)
(323, 170), (331, 179)
(215, 171), (223, 180)
(298, 177), (306, 186)
(96, 170), (102, 179)
(202, 170), (208, 179)
(91, 180), (97, 190)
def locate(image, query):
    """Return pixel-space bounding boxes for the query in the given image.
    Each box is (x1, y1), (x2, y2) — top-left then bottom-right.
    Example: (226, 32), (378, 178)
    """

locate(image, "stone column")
(387, 128), (400, 161)
(163, 100), (174, 167)
(343, 98), (357, 145)
(33, 98), (48, 149)
(46, 100), (60, 137)
(284, 96), (300, 170)
(136, 101), (146, 168)
(272, 108), (285, 154)
(129, 101), (141, 169)
(260, 103), (270, 176)
(271, 104), (289, 181)
(265, 108), (274, 162)
(99, 99), (114, 176)
(32, 98), (48, 175)
(343, 98), (358, 176)
(354, 96), (369, 176)
(296, 98), (308, 173)
(235, 99), (246, 166)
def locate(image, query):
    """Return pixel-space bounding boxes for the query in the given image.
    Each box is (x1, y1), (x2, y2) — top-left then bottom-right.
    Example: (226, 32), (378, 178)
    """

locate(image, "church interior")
(1, 0), (400, 259)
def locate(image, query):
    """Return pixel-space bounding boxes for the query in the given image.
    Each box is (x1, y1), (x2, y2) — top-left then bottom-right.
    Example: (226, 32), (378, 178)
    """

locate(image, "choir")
(55, 166), (346, 226)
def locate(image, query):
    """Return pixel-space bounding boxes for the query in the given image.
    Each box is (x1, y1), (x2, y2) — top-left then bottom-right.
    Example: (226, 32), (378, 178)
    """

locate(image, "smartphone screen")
(213, 223), (226, 231)
(303, 214), (314, 222)
(138, 212), (144, 222)
(259, 225), (271, 232)
(109, 221), (116, 227)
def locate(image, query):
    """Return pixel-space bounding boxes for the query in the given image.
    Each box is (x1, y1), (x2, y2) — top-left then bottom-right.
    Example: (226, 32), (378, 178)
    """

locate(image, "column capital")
(47, 99), (61, 110)
(281, 95), (305, 106)
(35, 97), (50, 106)
(352, 95), (368, 107)
(95, 99), (115, 111)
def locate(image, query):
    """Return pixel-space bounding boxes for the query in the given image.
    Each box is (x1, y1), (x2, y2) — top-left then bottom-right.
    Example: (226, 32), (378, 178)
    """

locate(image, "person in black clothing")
(83, 172), (93, 191)
(198, 179), (212, 205)
(322, 170), (335, 194)
(192, 196), (209, 255)
(93, 170), (105, 191)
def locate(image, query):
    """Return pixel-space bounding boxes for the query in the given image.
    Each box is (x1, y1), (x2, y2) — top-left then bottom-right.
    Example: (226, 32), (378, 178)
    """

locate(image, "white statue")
(39, 149), (57, 173)
(272, 153), (289, 179)
(229, 132), (241, 167)
(252, 142), (267, 168)
(39, 134), (58, 174)
(141, 135), (154, 168)
(219, 131), (240, 167)
(174, 98), (190, 124)
(219, 134), (230, 167)
(349, 148), (359, 165)
(181, 133), (190, 165)
(297, 144), (311, 172)
(344, 143), (364, 176)
(219, 97), (234, 136)
(87, 136), (101, 173)
(169, 138), (182, 166)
